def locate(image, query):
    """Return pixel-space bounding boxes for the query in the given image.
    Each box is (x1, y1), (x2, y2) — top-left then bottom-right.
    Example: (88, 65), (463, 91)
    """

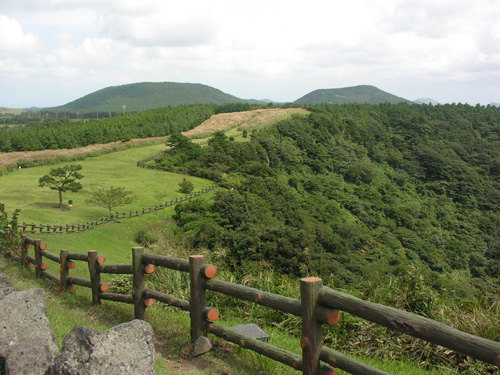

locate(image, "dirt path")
(0, 108), (308, 171)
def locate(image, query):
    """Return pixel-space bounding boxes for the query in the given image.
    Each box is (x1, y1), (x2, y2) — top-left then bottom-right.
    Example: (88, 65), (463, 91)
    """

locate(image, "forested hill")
(155, 103), (500, 301)
(46, 82), (267, 113)
(294, 85), (412, 105)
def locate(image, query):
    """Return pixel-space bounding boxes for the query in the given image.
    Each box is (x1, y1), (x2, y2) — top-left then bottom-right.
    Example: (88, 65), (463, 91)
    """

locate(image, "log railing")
(1, 233), (499, 375)
(17, 185), (217, 234)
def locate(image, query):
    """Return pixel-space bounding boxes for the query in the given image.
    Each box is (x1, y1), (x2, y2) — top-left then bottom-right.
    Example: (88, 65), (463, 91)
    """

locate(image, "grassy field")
(0, 142), (216, 276)
(0, 109), (458, 374)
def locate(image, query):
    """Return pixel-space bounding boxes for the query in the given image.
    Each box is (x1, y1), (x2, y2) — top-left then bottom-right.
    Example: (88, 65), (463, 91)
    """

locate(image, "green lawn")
(1, 143), (215, 277)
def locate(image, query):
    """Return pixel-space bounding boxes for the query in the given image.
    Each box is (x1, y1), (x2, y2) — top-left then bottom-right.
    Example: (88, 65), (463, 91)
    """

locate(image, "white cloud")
(1, 0), (500, 106)
(0, 14), (40, 54)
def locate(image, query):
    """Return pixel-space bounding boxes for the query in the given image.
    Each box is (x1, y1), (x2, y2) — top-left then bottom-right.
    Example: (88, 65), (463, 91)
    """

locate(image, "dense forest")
(151, 103), (500, 302)
(0, 103), (263, 152)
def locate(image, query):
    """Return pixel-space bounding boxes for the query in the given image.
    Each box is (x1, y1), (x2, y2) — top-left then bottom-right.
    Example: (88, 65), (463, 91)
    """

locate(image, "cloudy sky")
(1, 0), (499, 108)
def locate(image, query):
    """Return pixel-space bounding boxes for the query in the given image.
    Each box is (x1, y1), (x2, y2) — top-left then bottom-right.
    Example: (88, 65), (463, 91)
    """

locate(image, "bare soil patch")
(182, 107), (309, 137)
(0, 108), (308, 171)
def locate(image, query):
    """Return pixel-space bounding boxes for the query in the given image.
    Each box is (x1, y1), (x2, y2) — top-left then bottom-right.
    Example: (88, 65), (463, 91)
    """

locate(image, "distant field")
(0, 107), (25, 115)
(183, 107), (309, 137)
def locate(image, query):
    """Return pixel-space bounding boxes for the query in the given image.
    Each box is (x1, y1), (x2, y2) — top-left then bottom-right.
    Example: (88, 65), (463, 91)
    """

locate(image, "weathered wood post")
(301, 277), (323, 375)
(20, 234), (29, 265)
(88, 250), (102, 305)
(133, 246), (146, 320)
(59, 249), (70, 291)
(34, 239), (44, 278)
(190, 255), (207, 343)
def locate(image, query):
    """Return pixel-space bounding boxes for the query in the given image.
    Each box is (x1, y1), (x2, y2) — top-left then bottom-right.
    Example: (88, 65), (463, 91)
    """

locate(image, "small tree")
(86, 186), (134, 217)
(38, 164), (84, 208)
(179, 177), (194, 194)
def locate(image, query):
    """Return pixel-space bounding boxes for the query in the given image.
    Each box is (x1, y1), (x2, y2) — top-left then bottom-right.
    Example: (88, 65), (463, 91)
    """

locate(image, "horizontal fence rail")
(17, 185), (218, 235)
(318, 287), (500, 368)
(1, 231), (500, 375)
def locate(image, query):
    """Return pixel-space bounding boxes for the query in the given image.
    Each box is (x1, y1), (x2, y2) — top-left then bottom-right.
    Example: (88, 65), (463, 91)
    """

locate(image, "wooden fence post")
(190, 255), (207, 343)
(301, 277), (323, 375)
(60, 249), (70, 291)
(34, 239), (43, 278)
(88, 250), (101, 305)
(20, 234), (28, 265)
(133, 246), (146, 320)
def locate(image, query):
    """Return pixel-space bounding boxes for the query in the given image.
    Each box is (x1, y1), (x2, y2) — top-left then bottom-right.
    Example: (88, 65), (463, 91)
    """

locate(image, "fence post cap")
(301, 277), (322, 283)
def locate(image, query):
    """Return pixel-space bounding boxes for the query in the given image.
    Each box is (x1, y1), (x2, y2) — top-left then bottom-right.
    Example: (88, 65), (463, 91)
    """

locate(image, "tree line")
(0, 103), (266, 152)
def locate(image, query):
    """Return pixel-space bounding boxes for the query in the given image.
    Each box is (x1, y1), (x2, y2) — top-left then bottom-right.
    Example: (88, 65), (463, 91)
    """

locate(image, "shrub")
(178, 177), (194, 194)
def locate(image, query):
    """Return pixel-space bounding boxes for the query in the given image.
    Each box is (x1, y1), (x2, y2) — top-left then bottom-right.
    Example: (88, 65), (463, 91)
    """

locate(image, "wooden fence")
(18, 185), (217, 234)
(1, 234), (499, 375)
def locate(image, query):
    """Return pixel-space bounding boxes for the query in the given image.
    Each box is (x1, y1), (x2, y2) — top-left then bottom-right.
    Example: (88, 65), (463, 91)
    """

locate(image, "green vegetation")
(46, 82), (267, 113)
(162, 103), (500, 298)
(178, 178), (194, 194)
(0, 103), (269, 152)
(86, 186), (134, 216)
(294, 85), (412, 105)
(148, 103), (500, 371)
(1, 102), (500, 373)
(38, 164), (84, 208)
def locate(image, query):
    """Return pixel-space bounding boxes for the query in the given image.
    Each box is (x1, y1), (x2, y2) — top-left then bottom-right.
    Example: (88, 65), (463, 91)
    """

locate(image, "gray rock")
(0, 288), (59, 375)
(0, 274), (18, 301)
(6, 342), (56, 375)
(47, 319), (155, 375)
(192, 336), (213, 357)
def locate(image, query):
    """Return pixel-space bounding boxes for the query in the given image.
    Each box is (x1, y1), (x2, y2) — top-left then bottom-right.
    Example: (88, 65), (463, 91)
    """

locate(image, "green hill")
(294, 85), (411, 104)
(47, 82), (265, 113)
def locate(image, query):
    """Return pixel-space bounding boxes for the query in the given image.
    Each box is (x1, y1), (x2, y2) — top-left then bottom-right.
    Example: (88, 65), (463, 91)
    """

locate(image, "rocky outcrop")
(47, 320), (155, 375)
(0, 274), (18, 300)
(0, 285), (59, 375)
(0, 274), (156, 375)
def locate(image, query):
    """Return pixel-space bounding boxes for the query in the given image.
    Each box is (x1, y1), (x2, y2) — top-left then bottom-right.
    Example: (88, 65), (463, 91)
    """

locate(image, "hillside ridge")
(45, 82), (267, 113)
(294, 85), (412, 104)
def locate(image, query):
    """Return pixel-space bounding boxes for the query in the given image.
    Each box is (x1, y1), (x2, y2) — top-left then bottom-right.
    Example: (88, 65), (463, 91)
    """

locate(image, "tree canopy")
(153, 103), (500, 298)
(38, 165), (84, 208)
(86, 186), (134, 216)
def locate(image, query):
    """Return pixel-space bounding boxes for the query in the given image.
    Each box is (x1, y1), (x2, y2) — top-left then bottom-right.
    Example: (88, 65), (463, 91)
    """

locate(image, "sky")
(1, 0), (500, 108)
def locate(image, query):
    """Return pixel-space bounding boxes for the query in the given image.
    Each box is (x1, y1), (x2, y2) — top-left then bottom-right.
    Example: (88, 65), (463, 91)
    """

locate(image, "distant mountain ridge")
(46, 82), (267, 113)
(294, 85), (412, 105)
(19, 82), (460, 113)
(414, 98), (440, 105)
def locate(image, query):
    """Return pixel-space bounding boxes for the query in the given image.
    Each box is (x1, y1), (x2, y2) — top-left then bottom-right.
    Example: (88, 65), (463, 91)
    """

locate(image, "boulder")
(6, 342), (57, 375)
(47, 319), (155, 375)
(192, 336), (213, 357)
(0, 273), (19, 300)
(0, 287), (59, 375)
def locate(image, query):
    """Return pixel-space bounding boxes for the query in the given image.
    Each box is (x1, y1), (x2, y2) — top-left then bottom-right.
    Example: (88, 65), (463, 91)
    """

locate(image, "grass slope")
(0, 143), (215, 271)
(47, 82), (265, 113)
(294, 85), (411, 104)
